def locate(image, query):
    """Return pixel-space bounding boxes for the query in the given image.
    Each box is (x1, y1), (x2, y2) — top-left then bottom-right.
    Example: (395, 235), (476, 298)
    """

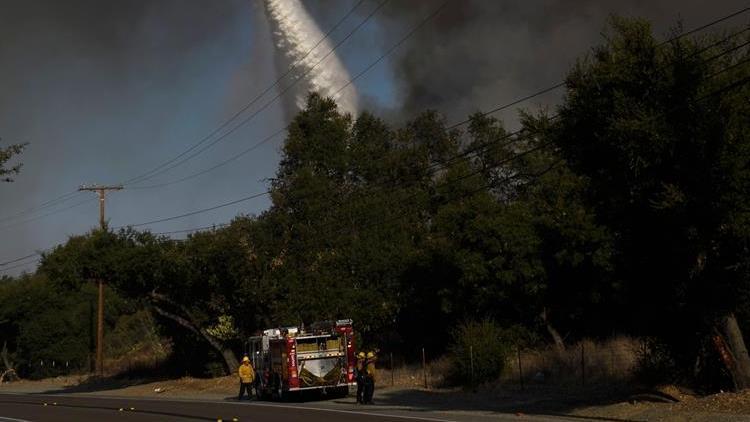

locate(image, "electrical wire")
(0, 197), (96, 233)
(129, 5), (750, 191)
(0, 190), (82, 224)
(127, 0), (442, 191)
(0, 259), (40, 274)
(1, 8), (749, 270)
(115, 191), (270, 229)
(153, 223), (230, 236)
(123, 0), (390, 187)
(120, 0), (369, 187)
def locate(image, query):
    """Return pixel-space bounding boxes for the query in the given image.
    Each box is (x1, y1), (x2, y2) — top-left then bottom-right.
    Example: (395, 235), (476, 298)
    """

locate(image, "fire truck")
(247, 319), (356, 399)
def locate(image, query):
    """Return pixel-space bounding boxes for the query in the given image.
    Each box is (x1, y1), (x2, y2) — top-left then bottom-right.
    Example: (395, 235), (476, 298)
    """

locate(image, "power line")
(154, 223), (231, 236)
(129, 4), (749, 191)
(0, 197), (96, 233)
(661, 6), (750, 45)
(0, 190), (82, 224)
(127, 56), (750, 240)
(0, 252), (39, 267)
(447, 10), (750, 130)
(333, 0), (452, 99)
(2, 8), (749, 268)
(123, 0), (388, 188)
(120, 0), (367, 187)
(128, 129), (286, 190)
(0, 259), (40, 274)
(126, 0), (448, 191)
(319, 72), (750, 239)
(322, 32), (750, 222)
(116, 191), (270, 229)
(0, 4), (745, 228)
(3, 69), (748, 274)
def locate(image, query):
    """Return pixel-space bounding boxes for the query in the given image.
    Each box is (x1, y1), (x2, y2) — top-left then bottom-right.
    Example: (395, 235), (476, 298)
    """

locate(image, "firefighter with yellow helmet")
(238, 355), (256, 400)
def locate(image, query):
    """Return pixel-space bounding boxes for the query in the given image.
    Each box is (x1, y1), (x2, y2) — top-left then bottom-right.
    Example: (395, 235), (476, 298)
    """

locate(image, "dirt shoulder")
(3, 377), (750, 421)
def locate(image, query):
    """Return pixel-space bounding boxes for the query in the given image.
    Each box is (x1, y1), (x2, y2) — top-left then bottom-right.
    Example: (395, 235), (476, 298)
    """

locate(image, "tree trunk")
(149, 299), (239, 374)
(721, 313), (750, 390)
(1, 341), (12, 371)
(541, 308), (566, 352)
(1, 342), (19, 382)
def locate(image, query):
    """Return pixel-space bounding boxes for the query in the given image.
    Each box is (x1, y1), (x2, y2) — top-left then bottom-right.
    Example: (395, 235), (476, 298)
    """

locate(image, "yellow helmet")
(366, 352), (375, 359)
(357, 352), (365, 359)
(242, 356), (250, 362)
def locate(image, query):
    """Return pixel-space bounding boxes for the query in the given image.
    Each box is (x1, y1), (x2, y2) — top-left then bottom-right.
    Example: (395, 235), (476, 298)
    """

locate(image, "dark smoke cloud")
(0, 1), (242, 84)
(365, 0), (750, 124)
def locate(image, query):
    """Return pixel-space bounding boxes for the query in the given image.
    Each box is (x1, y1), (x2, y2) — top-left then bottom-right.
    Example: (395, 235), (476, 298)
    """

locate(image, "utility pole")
(78, 184), (123, 377)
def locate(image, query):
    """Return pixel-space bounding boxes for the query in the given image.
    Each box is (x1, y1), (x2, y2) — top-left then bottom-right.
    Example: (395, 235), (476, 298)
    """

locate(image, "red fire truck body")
(248, 319), (356, 399)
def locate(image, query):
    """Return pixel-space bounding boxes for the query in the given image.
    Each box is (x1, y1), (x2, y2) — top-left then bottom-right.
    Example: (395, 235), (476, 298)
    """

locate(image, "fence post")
(390, 352), (394, 387)
(517, 347), (524, 390)
(422, 347), (428, 389)
(469, 345), (474, 387)
(581, 342), (585, 386)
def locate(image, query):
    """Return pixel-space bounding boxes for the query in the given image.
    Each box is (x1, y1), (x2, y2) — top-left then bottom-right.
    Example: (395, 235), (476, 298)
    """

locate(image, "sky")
(0, 0), (748, 275)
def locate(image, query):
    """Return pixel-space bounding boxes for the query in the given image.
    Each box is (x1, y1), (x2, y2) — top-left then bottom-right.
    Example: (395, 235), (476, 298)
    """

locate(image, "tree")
(39, 227), (259, 374)
(267, 94), (424, 344)
(539, 17), (750, 387)
(0, 139), (25, 182)
(0, 273), (103, 378)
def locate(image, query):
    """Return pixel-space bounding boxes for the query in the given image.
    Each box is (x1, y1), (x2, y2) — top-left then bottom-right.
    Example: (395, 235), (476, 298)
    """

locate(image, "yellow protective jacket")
(238, 363), (255, 384)
(366, 360), (377, 382)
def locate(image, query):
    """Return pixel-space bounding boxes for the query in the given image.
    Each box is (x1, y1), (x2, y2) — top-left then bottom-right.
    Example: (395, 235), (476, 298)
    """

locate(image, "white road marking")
(240, 402), (460, 421)
(0, 416), (33, 422)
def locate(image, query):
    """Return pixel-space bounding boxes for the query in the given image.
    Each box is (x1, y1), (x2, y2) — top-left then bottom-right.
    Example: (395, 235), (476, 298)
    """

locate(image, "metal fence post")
(469, 345), (474, 387)
(390, 352), (394, 387)
(581, 342), (585, 386)
(422, 347), (428, 389)
(517, 347), (524, 390)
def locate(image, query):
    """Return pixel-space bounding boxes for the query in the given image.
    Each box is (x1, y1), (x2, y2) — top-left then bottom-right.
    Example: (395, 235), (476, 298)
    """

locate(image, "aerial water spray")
(264, 0), (359, 117)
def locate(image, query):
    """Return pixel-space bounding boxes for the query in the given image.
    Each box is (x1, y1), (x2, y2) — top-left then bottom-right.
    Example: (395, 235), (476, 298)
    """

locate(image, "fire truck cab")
(247, 319), (356, 400)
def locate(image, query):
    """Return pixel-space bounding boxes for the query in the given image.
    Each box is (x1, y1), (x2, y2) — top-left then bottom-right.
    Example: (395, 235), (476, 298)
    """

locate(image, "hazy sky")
(1, 0), (747, 275)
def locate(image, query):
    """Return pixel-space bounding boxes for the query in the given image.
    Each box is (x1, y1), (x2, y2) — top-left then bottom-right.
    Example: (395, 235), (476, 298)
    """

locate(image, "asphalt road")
(0, 393), (586, 422)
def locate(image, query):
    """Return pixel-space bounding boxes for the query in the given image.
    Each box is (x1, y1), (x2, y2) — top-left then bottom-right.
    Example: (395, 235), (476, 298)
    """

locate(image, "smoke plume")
(367, 0), (750, 124)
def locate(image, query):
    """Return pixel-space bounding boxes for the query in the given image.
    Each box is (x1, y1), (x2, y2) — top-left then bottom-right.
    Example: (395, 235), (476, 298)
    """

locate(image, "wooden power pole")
(78, 184), (123, 377)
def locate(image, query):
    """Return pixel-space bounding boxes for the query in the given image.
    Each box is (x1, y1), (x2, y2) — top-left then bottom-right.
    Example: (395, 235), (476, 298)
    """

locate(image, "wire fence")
(378, 337), (642, 390)
(5, 337), (642, 389)
(13, 359), (89, 379)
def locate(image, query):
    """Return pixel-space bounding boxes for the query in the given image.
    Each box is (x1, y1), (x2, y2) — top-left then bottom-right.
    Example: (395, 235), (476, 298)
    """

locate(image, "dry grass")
(104, 339), (172, 377)
(500, 336), (641, 387)
(378, 356), (451, 389)
(378, 337), (642, 390)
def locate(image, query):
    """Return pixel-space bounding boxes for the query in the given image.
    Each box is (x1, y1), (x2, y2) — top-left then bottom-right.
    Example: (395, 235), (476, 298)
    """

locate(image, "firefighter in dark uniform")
(355, 352), (366, 404)
(363, 351), (377, 404)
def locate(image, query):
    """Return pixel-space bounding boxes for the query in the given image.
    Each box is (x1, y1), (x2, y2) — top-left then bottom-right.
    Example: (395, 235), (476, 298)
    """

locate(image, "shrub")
(634, 337), (679, 385)
(448, 320), (512, 386)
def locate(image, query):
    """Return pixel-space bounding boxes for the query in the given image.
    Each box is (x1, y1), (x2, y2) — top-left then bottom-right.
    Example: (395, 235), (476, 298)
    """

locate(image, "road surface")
(0, 393), (581, 422)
